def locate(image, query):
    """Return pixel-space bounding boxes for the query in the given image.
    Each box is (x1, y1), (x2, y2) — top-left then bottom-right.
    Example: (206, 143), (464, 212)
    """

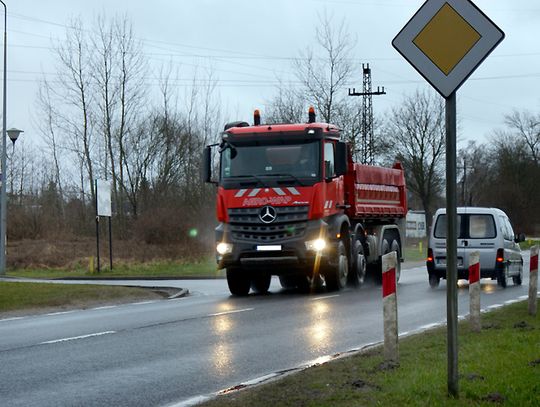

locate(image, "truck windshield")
(220, 140), (320, 181)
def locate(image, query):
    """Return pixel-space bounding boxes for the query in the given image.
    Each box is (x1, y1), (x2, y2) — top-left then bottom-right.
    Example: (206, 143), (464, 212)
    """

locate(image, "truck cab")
(204, 109), (407, 296)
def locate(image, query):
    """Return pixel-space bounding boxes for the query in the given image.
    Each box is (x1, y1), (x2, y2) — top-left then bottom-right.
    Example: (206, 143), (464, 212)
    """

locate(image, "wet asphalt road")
(0, 255), (536, 407)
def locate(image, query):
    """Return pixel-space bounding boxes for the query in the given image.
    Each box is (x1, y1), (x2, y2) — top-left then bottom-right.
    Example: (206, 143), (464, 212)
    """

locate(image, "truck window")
(468, 214), (496, 238)
(324, 142), (335, 177)
(221, 140), (320, 180)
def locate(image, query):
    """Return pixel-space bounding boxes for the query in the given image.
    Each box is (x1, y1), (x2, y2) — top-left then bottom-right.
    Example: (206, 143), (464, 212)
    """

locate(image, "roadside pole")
(392, 0), (504, 398)
(529, 246), (538, 316)
(445, 92), (458, 396)
(468, 251), (481, 332)
(382, 250), (398, 362)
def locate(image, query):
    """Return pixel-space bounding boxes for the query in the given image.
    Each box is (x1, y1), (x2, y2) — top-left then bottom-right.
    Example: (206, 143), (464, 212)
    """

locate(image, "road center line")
(40, 331), (116, 345)
(207, 308), (254, 317)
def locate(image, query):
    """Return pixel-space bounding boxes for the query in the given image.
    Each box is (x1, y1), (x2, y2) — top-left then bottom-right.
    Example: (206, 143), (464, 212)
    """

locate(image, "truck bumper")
(215, 219), (334, 275)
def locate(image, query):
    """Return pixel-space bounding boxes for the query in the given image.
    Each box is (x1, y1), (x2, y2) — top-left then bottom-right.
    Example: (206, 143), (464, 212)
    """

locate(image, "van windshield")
(434, 214), (496, 239)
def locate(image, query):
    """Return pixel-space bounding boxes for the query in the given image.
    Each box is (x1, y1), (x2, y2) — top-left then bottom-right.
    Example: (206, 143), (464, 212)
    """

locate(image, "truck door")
(323, 141), (341, 216)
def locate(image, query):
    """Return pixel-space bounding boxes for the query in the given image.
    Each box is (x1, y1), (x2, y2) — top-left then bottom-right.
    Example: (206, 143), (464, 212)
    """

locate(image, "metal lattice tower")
(348, 63), (386, 164)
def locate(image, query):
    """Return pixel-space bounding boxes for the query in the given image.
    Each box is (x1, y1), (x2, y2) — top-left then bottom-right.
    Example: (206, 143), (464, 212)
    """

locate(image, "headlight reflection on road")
(308, 300), (333, 352)
(211, 315), (234, 375)
(212, 343), (233, 376)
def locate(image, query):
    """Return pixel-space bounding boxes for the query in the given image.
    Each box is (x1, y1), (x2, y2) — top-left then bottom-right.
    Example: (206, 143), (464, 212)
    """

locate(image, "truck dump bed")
(350, 163), (407, 218)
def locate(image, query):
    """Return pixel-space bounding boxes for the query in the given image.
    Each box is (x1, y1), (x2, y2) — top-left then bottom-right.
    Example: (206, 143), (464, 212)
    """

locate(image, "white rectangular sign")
(96, 179), (112, 217)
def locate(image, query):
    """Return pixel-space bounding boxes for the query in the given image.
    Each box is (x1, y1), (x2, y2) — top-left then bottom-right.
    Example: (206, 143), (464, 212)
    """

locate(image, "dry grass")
(7, 237), (212, 269)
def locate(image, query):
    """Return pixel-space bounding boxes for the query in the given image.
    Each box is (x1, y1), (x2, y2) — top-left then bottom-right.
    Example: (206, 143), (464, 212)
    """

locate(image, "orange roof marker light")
(254, 109), (261, 126)
(308, 106), (316, 123)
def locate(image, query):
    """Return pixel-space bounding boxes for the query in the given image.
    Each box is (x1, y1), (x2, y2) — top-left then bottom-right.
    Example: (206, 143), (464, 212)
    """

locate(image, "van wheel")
(497, 265), (508, 288)
(251, 273), (271, 294)
(226, 267), (251, 296)
(348, 240), (366, 286)
(512, 266), (523, 286)
(390, 239), (401, 283)
(429, 273), (440, 288)
(325, 240), (348, 291)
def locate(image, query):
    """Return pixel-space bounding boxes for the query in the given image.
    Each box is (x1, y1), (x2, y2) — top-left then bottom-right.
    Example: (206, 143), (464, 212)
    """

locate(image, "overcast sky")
(6, 0), (540, 149)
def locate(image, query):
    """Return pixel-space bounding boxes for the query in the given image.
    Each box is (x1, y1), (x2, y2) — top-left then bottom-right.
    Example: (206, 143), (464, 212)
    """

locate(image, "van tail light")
(496, 248), (504, 264)
(427, 248), (434, 263)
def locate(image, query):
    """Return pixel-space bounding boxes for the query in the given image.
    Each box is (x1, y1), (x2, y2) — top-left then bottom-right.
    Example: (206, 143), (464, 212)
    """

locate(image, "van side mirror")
(202, 146), (217, 184)
(335, 141), (348, 176)
(515, 233), (526, 243)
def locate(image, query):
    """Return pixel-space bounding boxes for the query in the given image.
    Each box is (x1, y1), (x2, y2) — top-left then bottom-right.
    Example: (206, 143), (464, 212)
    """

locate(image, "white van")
(426, 207), (524, 288)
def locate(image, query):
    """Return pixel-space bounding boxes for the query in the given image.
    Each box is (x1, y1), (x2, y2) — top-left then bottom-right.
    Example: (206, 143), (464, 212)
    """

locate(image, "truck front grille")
(228, 206), (309, 242)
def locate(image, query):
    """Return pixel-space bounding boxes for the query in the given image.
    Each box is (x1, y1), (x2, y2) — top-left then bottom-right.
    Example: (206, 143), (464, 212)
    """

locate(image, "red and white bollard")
(468, 251), (481, 332)
(382, 251), (398, 362)
(529, 246), (538, 316)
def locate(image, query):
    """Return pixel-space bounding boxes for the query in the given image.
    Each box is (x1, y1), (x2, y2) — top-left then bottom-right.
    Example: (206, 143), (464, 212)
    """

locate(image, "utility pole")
(348, 63), (386, 164)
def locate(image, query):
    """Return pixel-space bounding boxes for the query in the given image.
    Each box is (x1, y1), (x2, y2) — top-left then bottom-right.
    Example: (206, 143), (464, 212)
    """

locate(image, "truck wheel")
(279, 274), (311, 293)
(390, 240), (401, 283)
(325, 240), (348, 291)
(251, 273), (271, 294)
(226, 267), (251, 296)
(375, 239), (390, 285)
(279, 275), (296, 290)
(429, 273), (440, 288)
(348, 240), (366, 287)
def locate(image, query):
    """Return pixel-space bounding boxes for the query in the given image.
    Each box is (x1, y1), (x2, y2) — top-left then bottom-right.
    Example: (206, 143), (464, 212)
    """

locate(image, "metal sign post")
(96, 180), (113, 272)
(392, 0), (504, 397)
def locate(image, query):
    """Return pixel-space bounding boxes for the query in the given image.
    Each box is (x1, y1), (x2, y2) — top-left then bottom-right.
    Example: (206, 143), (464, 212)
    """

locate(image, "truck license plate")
(256, 245), (282, 251)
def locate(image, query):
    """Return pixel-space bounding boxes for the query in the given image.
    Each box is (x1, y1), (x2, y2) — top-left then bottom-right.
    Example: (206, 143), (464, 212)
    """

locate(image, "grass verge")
(202, 300), (540, 407)
(0, 282), (166, 316)
(7, 257), (222, 280)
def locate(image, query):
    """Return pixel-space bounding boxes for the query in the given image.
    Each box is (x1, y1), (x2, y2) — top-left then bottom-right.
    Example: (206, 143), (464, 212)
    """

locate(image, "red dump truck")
(203, 108), (407, 296)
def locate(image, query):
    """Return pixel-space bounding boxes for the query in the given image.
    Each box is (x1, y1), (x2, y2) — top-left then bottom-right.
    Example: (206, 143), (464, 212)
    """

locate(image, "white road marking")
(0, 316), (24, 323)
(45, 310), (76, 316)
(310, 294), (340, 301)
(40, 331), (116, 345)
(166, 395), (211, 407)
(92, 306), (117, 310)
(207, 308), (254, 317)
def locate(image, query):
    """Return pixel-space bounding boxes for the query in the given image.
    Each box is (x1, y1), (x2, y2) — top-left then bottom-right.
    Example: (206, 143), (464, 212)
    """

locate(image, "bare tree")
(504, 110), (540, 164)
(383, 89), (446, 227)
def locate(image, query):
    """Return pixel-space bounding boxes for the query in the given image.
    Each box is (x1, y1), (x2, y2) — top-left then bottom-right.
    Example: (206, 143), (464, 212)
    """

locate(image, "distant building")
(406, 210), (426, 238)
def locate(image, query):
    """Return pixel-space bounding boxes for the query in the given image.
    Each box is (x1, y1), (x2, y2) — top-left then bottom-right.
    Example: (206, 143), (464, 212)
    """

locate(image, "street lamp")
(0, 1), (16, 275)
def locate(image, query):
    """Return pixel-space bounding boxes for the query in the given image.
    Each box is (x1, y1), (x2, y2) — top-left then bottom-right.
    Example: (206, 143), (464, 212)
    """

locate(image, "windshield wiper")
(230, 174), (268, 187)
(269, 173), (306, 187)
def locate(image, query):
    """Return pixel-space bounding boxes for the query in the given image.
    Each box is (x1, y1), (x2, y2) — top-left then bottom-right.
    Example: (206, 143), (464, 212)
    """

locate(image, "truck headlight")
(305, 238), (327, 252)
(216, 242), (233, 255)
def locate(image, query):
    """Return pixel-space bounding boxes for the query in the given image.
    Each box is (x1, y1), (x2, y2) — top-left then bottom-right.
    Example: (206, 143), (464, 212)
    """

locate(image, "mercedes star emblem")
(259, 206), (277, 224)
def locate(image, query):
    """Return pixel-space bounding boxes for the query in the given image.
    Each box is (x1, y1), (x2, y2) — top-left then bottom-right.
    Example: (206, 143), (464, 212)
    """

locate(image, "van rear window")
(469, 215), (496, 238)
(433, 215), (462, 238)
(433, 214), (496, 239)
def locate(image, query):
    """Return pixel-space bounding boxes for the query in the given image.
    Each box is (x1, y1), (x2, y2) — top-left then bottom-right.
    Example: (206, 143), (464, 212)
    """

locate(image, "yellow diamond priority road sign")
(392, 0), (504, 98)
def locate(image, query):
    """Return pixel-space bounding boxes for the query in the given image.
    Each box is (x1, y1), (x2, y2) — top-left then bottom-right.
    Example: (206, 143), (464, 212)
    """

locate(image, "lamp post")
(0, 0), (9, 275)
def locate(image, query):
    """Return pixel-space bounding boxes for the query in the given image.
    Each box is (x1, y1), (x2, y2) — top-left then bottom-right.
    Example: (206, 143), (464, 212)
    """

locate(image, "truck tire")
(390, 239), (401, 283)
(226, 267), (251, 296)
(325, 240), (348, 291)
(375, 238), (390, 285)
(251, 273), (271, 294)
(348, 239), (366, 286)
(279, 274), (311, 293)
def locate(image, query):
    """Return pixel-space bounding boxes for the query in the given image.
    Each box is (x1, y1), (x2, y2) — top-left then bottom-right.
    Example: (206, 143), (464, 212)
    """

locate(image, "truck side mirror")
(202, 146), (216, 184)
(335, 141), (348, 176)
